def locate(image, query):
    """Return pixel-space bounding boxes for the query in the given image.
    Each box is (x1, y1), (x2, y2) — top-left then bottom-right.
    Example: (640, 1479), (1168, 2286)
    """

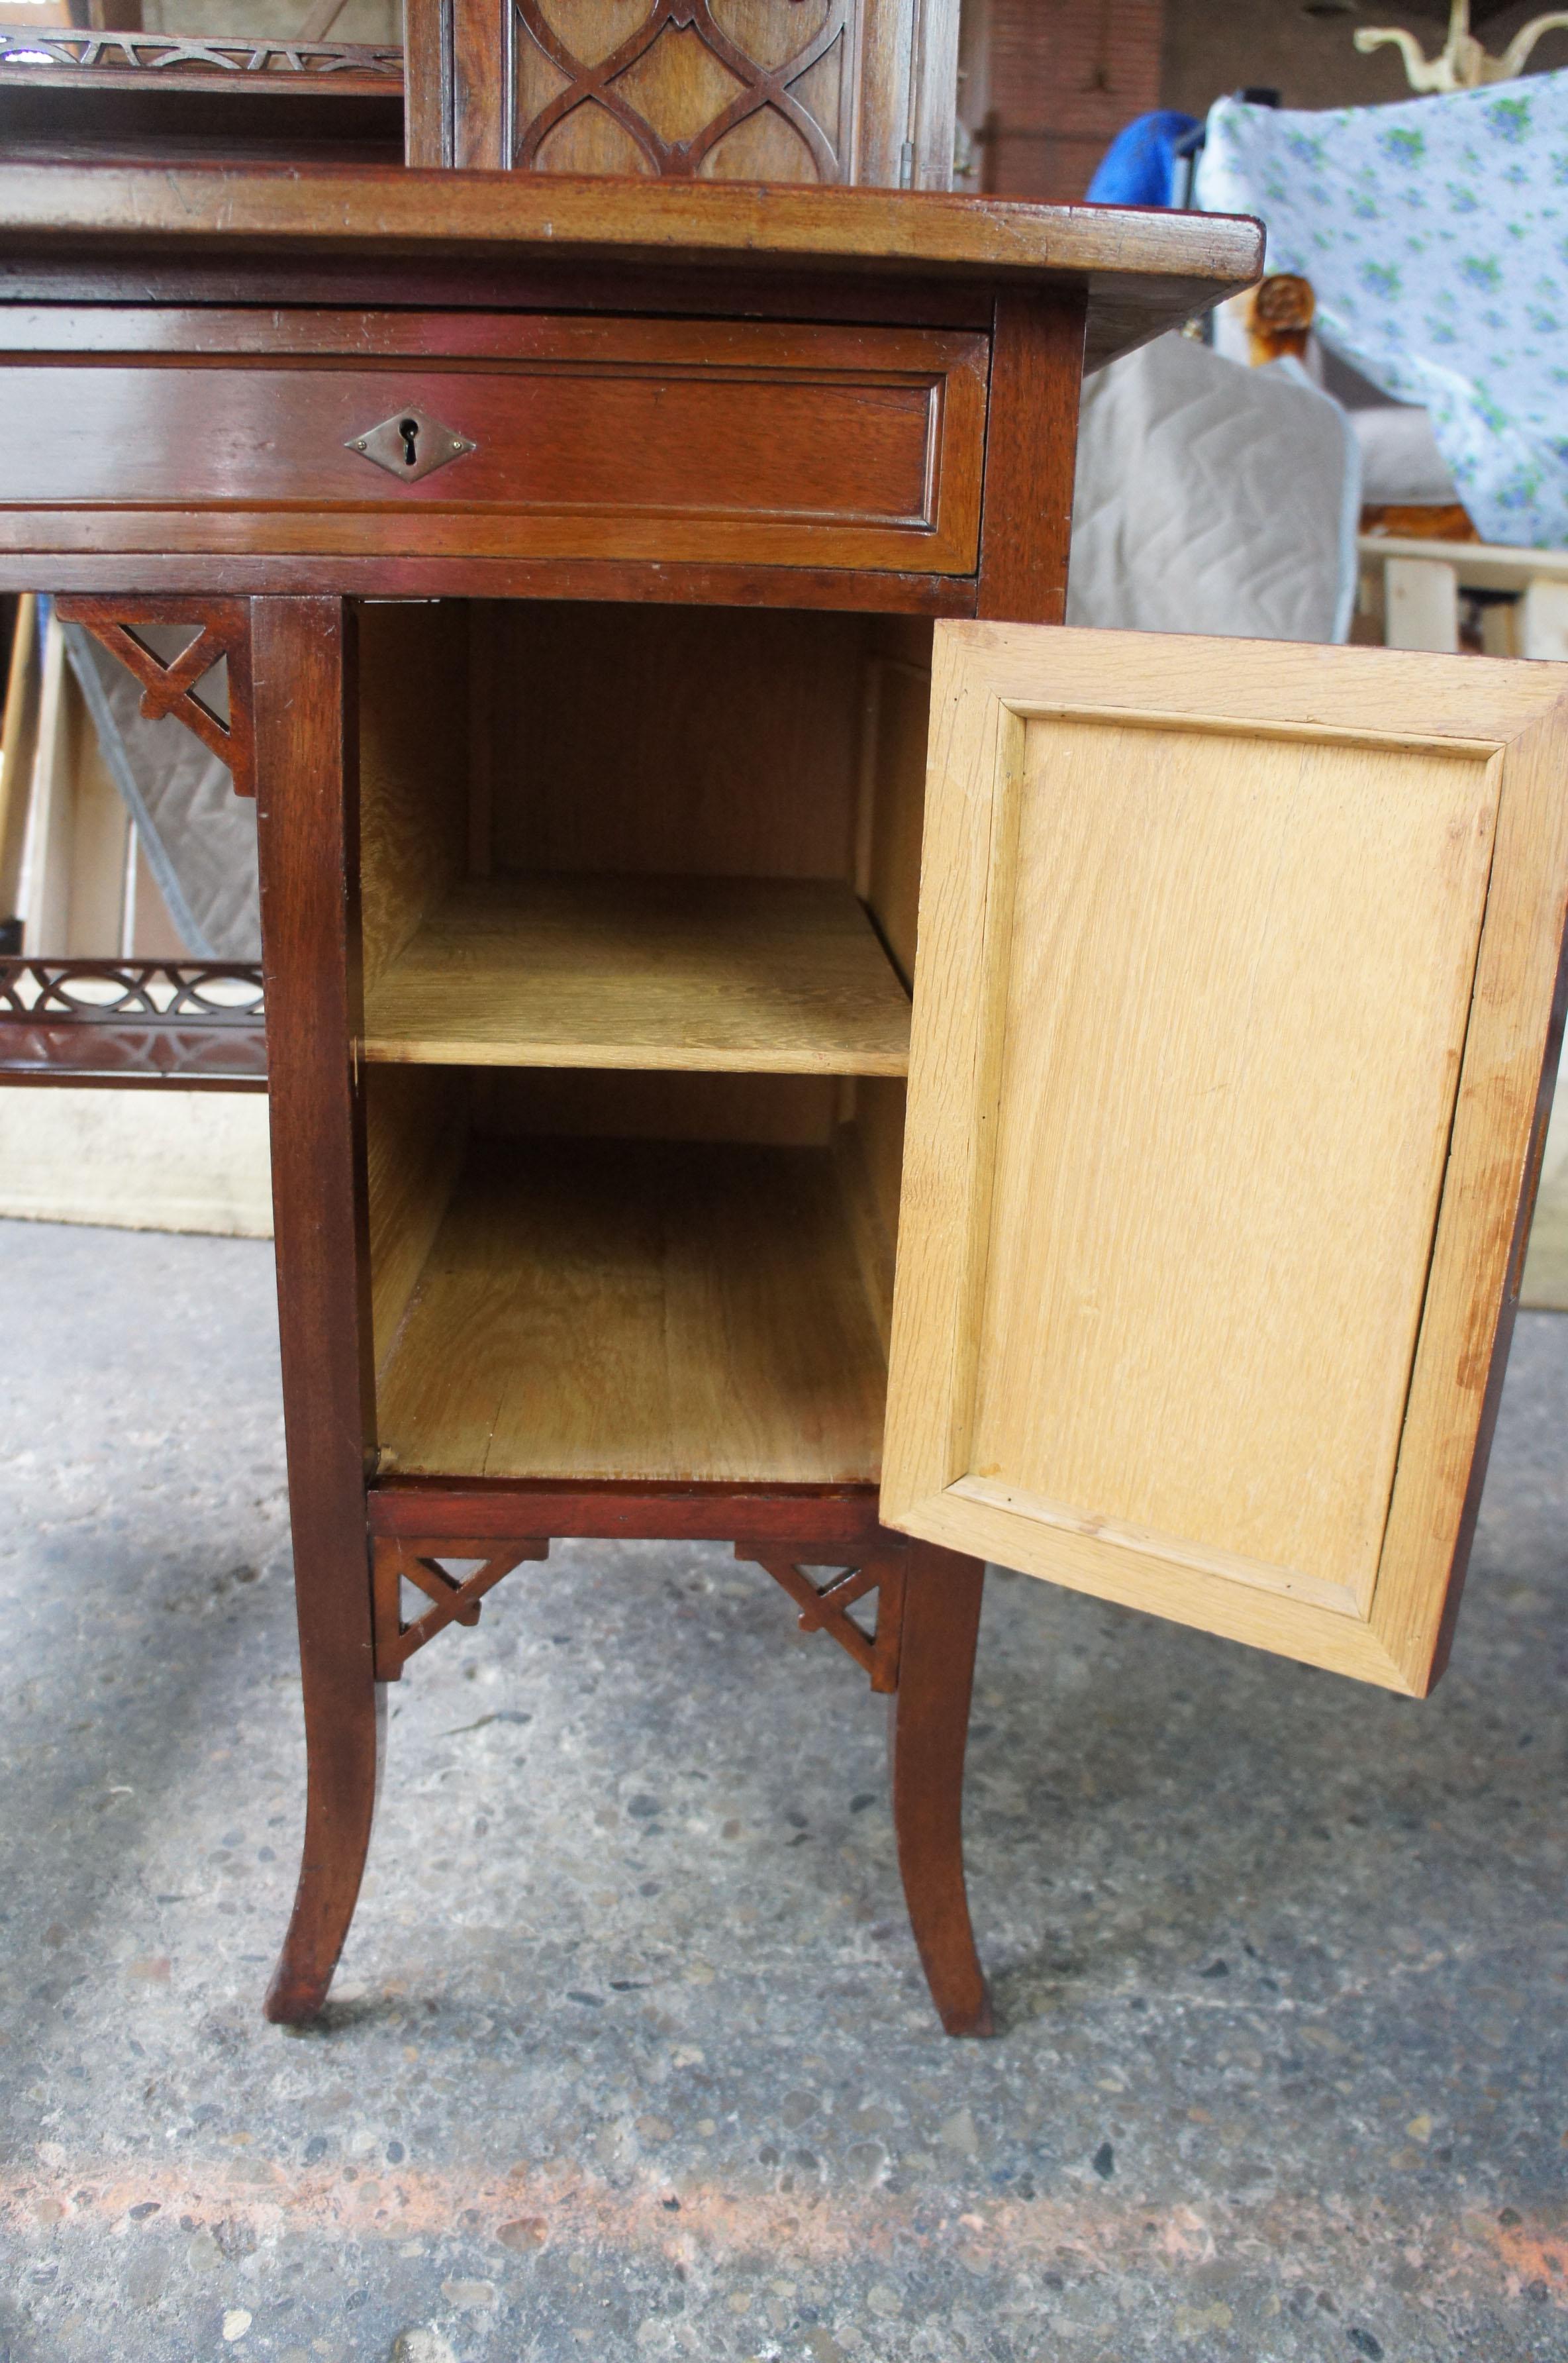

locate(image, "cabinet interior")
(356, 597), (932, 1486)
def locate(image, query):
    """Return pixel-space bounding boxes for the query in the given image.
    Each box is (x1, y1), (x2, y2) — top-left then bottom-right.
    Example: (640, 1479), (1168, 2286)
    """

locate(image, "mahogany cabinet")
(4, 164), (1565, 2040)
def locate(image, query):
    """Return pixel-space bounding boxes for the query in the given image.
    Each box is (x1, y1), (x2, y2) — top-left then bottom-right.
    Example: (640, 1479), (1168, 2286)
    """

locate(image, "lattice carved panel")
(738, 1545), (906, 1691)
(0, 959), (266, 1088)
(513, 0), (856, 183)
(0, 30), (402, 79)
(373, 1536), (550, 1679)
(54, 598), (255, 799)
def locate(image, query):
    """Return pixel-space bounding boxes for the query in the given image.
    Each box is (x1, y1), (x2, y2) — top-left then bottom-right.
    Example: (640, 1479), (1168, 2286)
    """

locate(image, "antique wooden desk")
(5, 161), (1563, 2046)
(0, 164), (1255, 2030)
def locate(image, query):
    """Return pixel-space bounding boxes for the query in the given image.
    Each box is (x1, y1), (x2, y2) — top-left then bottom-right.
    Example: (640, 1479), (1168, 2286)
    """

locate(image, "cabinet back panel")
(490, 603), (866, 880)
(473, 1067), (838, 1147)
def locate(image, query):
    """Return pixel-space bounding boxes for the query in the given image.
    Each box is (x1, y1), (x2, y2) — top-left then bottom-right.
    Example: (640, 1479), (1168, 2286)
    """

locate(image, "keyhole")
(399, 417), (420, 467)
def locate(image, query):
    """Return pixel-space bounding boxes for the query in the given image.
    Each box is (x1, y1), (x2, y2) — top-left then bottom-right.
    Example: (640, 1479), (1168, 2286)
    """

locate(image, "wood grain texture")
(976, 287), (1086, 623)
(377, 1137), (889, 1484)
(362, 875), (912, 1075)
(403, 0), (449, 168)
(856, 628), (932, 984)
(475, 1066), (839, 1149)
(490, 602), (868, 880)
(450, 0), (508, 169)
(511, 0), (856, 184)
(369, 1476), (892, 1545)
(250, 595), (380, 2025)
(0, 168), (1263, 354)
(0, 313), (987, 576)
(0, 554), (976, 615)
(358, 599), (468, 990)
(365, 1064), (466, 1376)
(882, 623), (1568, 1696)
(889, 1542), (991, 2036)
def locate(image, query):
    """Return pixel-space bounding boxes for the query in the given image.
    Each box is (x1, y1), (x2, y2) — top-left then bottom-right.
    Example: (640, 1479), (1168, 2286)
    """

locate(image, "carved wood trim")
(738, 1544), (907, 1693)
(0, 957), (267, 1088)
(0, 30), (402, 79)
(373, 1535), (550, 1679)
(513, 0), (854, 181)
(54, 596), (255, 797)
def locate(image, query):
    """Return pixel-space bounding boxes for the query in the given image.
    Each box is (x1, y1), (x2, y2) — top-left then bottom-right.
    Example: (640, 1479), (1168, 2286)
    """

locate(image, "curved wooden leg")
(253, 595), (380, 2026)
(889, 1543), (994, 2037)
(265, 1667), (383, 2025)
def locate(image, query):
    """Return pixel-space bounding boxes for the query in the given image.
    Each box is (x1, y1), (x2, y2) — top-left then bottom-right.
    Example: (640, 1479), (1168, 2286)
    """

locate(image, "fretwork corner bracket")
(54, 596), (256, 797)
(737, 1545), (907, 1694)
(372, 1536), (550, 1680)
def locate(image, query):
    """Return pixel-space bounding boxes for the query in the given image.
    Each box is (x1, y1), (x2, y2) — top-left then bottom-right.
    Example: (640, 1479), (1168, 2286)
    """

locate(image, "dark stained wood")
(0, 313), (987, 577)
(403, 0), (449, 170)
(0, 956), (266, 1089)
(0, 166), (1263, 364)
(0, 254), (1001, 329)
(450, 0), (508, 170)
(741, 1546), (907, 1694)
(370, 1480), (895, 1548)
(976, 286), (1087, 625)
(54, 595), (255, 795)
(373, 1534), (550, 1680)
(0, 555), (979, 615)
(0, 152), (1242, 2039)
(889, 1543), (993, 2036)
(252, 595), (380, 2029)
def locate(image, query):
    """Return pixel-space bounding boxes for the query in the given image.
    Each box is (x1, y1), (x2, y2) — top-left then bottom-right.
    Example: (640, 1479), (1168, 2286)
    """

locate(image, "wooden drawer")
(0, 308), (987, 574)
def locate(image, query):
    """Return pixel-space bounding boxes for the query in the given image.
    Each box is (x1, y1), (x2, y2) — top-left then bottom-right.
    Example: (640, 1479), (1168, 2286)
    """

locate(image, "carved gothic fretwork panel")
(54, 598), (256, 800)
(0, 959), (266, 1088)
(513, 0), (856, 183)
(373, 1536), (551, 1679)
(738, 1546), (906, 1692)
(0, 30), (402, 80)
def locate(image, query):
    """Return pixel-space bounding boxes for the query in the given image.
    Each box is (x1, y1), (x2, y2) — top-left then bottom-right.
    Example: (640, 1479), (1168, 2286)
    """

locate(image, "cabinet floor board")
(362, 875), (912, 1076)
(376, 1136), (889, 1485)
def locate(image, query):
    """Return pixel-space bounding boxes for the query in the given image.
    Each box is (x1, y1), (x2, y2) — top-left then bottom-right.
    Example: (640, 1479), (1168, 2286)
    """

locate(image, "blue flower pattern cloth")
(1195, 74), (1568, 548)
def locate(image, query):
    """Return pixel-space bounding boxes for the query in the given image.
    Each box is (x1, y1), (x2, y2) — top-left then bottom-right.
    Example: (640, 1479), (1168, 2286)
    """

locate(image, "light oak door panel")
(882, 625), (1568, 1695)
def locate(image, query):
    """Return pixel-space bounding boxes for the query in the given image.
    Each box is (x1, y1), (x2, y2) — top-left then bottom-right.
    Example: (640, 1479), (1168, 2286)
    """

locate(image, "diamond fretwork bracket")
(372, 1536), (550, 1681)
(54, 596), (255, 797)
(738, 1546), (907, 1694)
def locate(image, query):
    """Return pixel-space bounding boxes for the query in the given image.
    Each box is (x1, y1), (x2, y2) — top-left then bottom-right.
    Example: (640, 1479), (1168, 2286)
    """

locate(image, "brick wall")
(973, 0), (1165, 204)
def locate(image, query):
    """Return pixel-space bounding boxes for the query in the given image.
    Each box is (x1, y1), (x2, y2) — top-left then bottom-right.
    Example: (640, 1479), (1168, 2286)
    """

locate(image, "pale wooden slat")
(362, 874), (912, 1075)
(376, 1137), (888, 1484)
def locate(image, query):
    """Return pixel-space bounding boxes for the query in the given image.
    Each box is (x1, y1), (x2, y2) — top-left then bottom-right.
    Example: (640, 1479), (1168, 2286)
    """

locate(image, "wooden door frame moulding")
(881, 623), (1568, 1697)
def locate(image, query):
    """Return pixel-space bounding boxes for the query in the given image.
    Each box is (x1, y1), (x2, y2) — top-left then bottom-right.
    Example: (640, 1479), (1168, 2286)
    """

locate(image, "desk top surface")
(0, 165), (1263, 369)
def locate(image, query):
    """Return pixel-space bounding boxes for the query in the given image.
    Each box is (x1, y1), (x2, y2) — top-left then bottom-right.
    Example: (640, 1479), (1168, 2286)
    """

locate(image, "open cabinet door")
(881, 625), (1568, 1696)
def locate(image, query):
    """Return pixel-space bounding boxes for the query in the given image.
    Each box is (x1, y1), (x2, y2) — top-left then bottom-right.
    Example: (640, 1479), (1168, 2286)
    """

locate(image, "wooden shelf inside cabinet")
(376, 1137), (889, 1487)
(362, 876), (912, 1076)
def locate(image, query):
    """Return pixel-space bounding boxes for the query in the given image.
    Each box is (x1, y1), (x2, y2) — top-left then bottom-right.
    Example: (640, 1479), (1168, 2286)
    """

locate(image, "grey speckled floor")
(1, 1219), (1565, 2363)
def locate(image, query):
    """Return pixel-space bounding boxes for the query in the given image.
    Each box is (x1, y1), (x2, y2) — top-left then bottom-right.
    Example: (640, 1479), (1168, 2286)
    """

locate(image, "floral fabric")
(1195, 73), (1568, 548)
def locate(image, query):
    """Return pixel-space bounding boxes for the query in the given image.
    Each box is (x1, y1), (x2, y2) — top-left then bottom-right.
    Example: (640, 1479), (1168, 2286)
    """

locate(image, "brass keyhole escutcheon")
(344, 407), (478, 483)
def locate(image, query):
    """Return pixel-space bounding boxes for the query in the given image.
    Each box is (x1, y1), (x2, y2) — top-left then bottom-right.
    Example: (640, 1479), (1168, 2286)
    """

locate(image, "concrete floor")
(1, 1221), (1565, 2363)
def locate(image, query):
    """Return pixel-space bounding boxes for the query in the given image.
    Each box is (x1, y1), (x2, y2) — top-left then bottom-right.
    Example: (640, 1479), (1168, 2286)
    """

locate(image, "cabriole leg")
(889, 1543), (994, 2036)
(248, 595), (379, 2025)
(266, 1665), (383, 2025)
